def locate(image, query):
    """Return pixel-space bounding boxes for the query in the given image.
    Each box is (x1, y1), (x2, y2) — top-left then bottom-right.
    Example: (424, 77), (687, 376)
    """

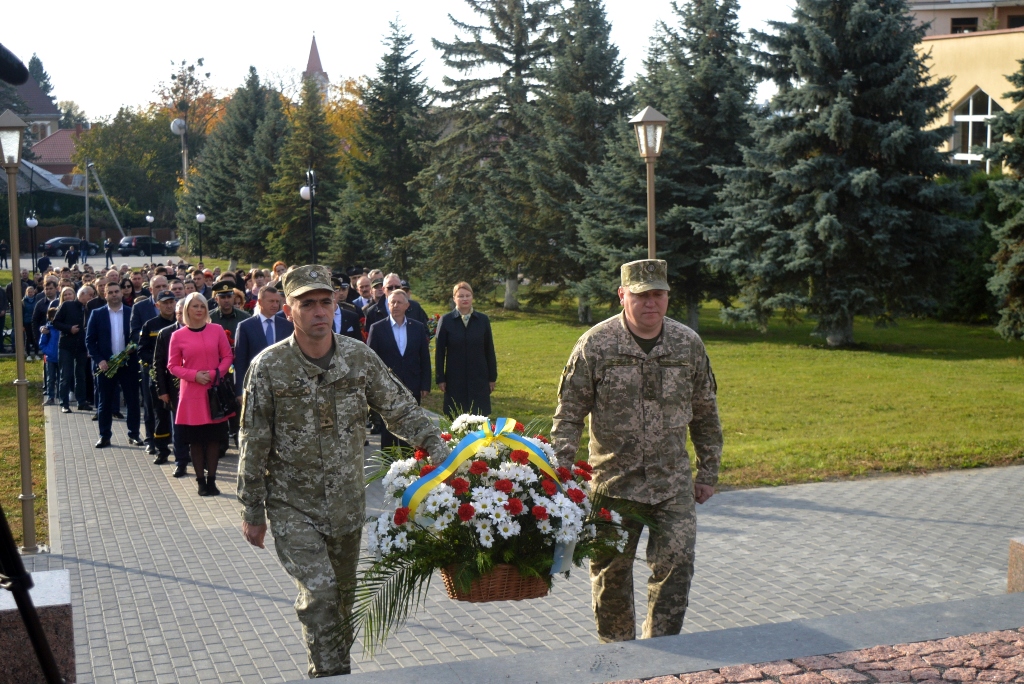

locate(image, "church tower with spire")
(302, 35), (330, 92)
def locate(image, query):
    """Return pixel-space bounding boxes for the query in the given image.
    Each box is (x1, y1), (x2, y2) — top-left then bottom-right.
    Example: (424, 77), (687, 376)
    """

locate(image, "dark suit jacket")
(154, 322), (181, 406)
(233, 313), (294, 395)
(129, 297), (158, 344)
(367, 317), (431, 396)
(435, 309), (497, 416)
(52, 300), (87, 352)
(333, 304), (362, 341)
(85, 304), (136, 370)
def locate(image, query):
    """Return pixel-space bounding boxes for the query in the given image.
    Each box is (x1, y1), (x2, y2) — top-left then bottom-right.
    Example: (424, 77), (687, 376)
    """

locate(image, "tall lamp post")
(145, 210), (154, 262)
(26, 211), (38, 270)
(629, 107), (669, 259)
(300, 168), (317, 264)
(0, 109), (41, 554)
(195, 206), (205, 264)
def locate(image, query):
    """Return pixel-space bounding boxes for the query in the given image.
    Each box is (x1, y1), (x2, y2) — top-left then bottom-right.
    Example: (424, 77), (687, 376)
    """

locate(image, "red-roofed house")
(31, 127), (81, 180)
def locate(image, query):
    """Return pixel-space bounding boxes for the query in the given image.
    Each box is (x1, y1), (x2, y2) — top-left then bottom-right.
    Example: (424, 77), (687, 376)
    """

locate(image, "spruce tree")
(574, 0), (754, 329)
(525, 0), (630, 319)
(28, 54), (55, 103)
(237, 92), (288, 264)
(984, 58), (1024, 340)
(259, 77), (341, 265)
(707, 0), (974, 346)
(416, 0), (556, 308)
(328, 23), (431, 273)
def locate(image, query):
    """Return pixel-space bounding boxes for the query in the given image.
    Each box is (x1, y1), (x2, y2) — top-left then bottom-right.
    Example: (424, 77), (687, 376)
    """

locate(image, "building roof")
(0, 159), (80, 196)
(15, 77), (59, 118)
(302, 35), (329, 85)
(31, 128), (78, 167)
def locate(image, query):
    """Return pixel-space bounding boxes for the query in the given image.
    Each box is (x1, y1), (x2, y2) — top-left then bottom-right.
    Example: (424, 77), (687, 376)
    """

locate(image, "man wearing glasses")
(365, 274), (429, 331)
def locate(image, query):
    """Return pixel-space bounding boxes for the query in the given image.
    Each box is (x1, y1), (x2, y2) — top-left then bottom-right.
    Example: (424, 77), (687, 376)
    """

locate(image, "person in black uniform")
(154, 298), (190, 476)
(332, 275), (362, 341)
(139, 291), (178, 463)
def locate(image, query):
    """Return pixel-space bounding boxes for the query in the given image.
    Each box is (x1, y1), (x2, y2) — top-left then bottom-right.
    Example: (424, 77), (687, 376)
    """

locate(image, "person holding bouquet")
(551, 259), (723, 643)
(168, 292), (234, 496)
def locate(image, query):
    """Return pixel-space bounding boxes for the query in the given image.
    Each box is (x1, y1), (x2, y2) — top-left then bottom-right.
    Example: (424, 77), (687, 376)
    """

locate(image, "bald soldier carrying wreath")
(551, 259), (723, 643)
(237, 265), (446, 678)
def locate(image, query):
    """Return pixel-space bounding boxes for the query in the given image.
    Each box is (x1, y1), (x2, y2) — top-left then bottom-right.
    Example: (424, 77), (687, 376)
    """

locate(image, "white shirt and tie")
(108, 306), (125, 355)
(390, 315), (408, 356)
(258, 312), (275, 346)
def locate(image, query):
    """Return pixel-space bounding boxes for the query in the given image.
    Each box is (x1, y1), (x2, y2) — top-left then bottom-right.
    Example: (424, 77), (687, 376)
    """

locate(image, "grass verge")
(0, 357), (47, 546)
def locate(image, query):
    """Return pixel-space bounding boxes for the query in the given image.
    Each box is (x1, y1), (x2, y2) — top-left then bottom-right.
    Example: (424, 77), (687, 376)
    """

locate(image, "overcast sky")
(3, 0), (794, 120)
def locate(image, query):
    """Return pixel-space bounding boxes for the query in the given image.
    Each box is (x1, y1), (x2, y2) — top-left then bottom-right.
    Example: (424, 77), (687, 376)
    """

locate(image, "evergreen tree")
(186, 67), (275, 263)
(328, 23), (432, 273)
(237, 91), (288, 264)
(28, 54), (55, 103)
(58, 100), (88, 129)
(707, 0), (974, 346)
(416, 0), (556, 308)
(524, 0), (630, 319)
(259, 78), (342, 265)
(984, 58), (1024, 340)
(574, 0), (754, 329)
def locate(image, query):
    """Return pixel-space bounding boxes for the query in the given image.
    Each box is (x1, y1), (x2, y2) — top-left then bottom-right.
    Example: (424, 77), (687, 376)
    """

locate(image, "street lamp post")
(300, 169), (316, 264)
(26, 211), (37, 271)
(629, 106), (669, 259)
(145, 210), (154, 262)
(0, 109), (41, 554)
(195, 207), (205, 263)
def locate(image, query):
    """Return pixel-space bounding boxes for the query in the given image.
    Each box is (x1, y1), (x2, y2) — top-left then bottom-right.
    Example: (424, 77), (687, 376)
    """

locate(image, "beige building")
(912, 1), (1024, 171)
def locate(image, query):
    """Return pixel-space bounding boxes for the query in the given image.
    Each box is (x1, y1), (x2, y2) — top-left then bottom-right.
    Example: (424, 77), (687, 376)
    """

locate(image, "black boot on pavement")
(173, 463), (188, 478)
(206, 474), (220, 496)
(196, 474), (209, 496)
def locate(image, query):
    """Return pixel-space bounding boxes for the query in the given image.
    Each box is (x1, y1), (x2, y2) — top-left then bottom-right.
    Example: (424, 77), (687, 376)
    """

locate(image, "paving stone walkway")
(614, 628), (1024, 684)
(22, 405), (1024, 683)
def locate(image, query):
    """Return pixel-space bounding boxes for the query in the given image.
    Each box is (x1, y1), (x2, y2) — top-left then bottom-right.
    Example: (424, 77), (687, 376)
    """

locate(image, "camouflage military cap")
(621, 259), (670, 293)
(281, 264), (335, 298)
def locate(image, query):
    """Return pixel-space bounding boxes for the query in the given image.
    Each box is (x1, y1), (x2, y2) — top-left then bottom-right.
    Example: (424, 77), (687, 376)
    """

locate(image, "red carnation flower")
(555, 466), (572, 483)
(450, 477), (470, 496)
(574, 460), (593, 473)
(394, 507), (410, 525)
(440, 432), (452, 441)
(469, 460), (489, 476)
(573, 467), (592, 482)
(510, 450), (530, 465)
(413, 447), (429, 461)
(504, 497), (524, 515)
(532, 505), (549, 521)
(566, 488), (586, 504)
(541, 479), (557, 496)
(457, 503), (476, 522)
(514, 421), (525, 432)
(534, 434), (550, 444)
(599, 507), (612, 522)
(419, 464), (437, 477)
(494, 479), (514, 494)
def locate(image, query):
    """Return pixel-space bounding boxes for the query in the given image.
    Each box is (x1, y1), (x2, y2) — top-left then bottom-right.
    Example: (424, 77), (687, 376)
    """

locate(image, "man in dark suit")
(85, 280), (142, 448)
(366, 289), (431, 450)
(381, 273), (428, 327)
(129, 275), (168, 453)
(233, 285), (294, 397)
(139, 291), (179, 463)
(331, 275), (362, 341)
(52, 285), (94, 412)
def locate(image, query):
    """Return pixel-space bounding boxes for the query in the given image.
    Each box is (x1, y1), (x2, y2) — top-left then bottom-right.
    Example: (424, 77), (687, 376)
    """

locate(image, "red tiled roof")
(31, 129), (78, 166)
(15, 77), (59, 117)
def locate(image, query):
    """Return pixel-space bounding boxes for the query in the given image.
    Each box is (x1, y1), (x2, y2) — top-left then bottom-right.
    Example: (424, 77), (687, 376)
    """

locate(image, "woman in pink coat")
(169, 292), (234, 496)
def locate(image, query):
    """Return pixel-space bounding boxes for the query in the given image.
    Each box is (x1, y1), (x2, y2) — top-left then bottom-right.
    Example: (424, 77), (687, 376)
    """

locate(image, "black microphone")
(0, 43), (28, 86)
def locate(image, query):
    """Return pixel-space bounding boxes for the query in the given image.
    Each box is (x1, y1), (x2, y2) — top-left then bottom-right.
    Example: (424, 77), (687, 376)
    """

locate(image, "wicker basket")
(440, 564), (549, 603)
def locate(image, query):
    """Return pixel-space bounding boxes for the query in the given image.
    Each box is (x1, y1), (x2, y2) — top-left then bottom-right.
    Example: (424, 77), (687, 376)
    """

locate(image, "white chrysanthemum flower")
(554, 527), (577, 543)
(490, 508), (507, 522)
(537, 519), (553, 534)
(393, 531), (410, 550)
(478, 529), (495, 548)
(471, 486), (496, 502)
(491, 491), (509, 506)
(585, 524), (598, 539)
(474, 498), (495, 514)
(432, 512), (454, 532)
(450, 414), (490, 434)
(474, 518), (492, 532)
(496, 519), (521, 539)
(610, 510), (623, 524)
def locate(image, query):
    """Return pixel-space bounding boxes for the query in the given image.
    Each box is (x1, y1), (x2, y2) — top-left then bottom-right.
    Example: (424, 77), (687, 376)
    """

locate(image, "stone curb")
(297, 593), (1024, 684)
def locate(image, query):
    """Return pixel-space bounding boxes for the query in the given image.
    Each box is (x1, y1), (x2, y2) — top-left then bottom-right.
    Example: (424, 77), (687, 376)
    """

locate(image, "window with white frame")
(952, 89), (1003, 172)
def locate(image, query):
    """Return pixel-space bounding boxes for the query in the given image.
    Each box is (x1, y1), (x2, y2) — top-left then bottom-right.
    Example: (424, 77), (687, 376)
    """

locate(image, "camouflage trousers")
(589, 488), (696, 642)
(271, 510), (361, 678)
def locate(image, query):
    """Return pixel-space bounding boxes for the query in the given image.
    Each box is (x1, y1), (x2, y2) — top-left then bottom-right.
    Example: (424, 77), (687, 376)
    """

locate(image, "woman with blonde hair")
(435, 281), (498, 417)
(168, 292), (234, 496)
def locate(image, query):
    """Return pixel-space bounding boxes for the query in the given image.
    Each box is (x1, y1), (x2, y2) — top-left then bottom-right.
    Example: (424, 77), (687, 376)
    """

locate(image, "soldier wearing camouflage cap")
(237, 265), (447, 677)
(551, 258), (722, 643)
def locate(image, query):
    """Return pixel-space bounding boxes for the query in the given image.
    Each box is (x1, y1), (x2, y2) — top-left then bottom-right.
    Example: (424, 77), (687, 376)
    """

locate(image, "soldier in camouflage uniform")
(551, 259), (722, 643)
(237, 265), (446, 678)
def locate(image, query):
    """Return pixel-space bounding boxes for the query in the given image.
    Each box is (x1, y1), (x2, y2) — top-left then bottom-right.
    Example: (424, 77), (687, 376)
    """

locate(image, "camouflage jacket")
(551, 313), (722, 504)
(237, 333), (446, 531)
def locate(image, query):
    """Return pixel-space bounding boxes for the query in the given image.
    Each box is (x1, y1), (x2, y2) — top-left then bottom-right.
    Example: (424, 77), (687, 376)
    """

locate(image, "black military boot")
(196, 474), (208, 496)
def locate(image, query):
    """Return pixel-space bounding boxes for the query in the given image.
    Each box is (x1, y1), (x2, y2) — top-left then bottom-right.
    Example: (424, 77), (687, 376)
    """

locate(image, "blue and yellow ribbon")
(402, 417), (562, 516)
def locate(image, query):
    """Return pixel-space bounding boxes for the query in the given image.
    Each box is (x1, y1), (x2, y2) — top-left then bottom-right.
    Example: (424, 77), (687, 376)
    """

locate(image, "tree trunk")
(503, 273), (520, 310)
(825, 318), (855, 347)
(578, 295), (592, 325)
(687, 294), (701, 332)
(228, 257), (238, 271)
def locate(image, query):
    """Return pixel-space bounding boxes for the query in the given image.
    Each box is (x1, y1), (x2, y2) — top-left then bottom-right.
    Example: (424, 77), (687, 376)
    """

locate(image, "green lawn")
(425, 302), (1024, 488)
(0, 358), (47, 547)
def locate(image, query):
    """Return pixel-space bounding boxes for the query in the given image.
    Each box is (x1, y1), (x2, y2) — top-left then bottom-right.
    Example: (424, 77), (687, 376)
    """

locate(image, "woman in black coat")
(435, 281), (497, 417)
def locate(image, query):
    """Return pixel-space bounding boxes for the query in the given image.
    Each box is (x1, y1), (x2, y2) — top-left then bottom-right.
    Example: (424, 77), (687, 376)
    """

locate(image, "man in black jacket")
(139, 291), (178, 463)
(52, 285), (95, 412)
(154, 299), (189, 476)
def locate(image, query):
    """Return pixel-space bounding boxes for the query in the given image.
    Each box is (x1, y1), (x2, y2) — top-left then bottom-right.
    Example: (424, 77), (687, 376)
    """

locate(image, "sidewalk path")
(24, 406), (1024, 683)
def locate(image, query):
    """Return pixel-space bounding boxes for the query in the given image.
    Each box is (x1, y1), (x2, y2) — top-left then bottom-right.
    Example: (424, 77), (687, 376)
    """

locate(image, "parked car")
(118, 236), (166, 257)
(164, 239), (180, 254)
(42, 237), (100, 257)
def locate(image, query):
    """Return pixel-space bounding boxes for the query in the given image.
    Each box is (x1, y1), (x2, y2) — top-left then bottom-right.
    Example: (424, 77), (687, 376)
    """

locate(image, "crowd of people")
(1, 254), (500, 499)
